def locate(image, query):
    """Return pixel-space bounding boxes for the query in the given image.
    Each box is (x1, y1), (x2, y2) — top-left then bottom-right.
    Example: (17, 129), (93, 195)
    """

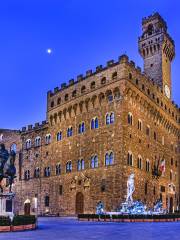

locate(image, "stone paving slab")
(0, 217), (180, 240)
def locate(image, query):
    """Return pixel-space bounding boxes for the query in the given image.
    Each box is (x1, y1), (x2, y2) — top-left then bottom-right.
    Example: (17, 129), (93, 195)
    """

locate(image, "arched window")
(25, 139), (31, 149)
(101, 77), (106, 85)
(110, 112), (115, 124)
(56, 164), (61, 175)
(137, 156), (142, 169)
(106, 113), (110, 125)
(91, 118), (95, 129)
(112, 72), (117, 80)
(57, 98), (61, 105)
(57, 131), (62, 141)
(24, 170), (30, 181)
(65, 94), (69, 101)
(51, 101), (54, 108)
(77, 159), (85, 171)
(128, 113), (133, 125)
(91, 155), (98, 168)
(127, 152), (133, 166)
(67, 127), (73, 137)
(106, 112), (114, 125)
(105, 151), (114, 166)
(91, 117), (99, 129)
(44, 167), (51, 177)
(66, 161), (72, 173)
(109, 152), (114, 165)
(91, 81), (95, 89)
(146, 160), (150, 172)
(35, 137), (41, 147)
(147, 24), (154, 35)
(107, 93), (113, 102)
(81, 86), (86, 94)
(95, 117), (99, 128)
(78, 122), (85, 134)
(72, 90), (77, 98)
(129, 73), (132, 80)
(34, 168), (40, 178)
(45, 134), (51, 144)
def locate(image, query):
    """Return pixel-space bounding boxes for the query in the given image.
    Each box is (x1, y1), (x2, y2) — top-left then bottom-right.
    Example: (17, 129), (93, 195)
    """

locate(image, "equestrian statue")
(0, 143), (16, 193)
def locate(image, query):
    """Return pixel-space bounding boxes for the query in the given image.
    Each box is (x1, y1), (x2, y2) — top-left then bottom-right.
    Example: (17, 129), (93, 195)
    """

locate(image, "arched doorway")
(169, 197), (173, 213)
(24, 199), (31, 215)
(75, 192), (84, 214)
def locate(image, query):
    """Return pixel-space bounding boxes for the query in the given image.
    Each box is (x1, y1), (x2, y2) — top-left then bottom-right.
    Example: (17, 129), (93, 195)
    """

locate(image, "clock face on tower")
(164, 85), (171, 99)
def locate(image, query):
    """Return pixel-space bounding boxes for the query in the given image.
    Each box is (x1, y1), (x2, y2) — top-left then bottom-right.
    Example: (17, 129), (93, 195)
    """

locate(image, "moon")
(46, 48), (52, 54)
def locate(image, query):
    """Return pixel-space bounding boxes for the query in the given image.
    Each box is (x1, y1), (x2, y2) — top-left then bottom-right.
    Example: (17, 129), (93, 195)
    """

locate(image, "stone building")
(0, 13), (179, 215)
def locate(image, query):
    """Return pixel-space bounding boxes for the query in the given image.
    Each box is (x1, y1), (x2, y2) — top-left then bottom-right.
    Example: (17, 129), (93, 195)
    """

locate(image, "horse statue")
(0, 143), (16, 193)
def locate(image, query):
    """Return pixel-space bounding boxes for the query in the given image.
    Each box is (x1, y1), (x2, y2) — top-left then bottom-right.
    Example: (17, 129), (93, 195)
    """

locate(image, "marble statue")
(126, 173), (135, 204)
(96, 201), (104, 215)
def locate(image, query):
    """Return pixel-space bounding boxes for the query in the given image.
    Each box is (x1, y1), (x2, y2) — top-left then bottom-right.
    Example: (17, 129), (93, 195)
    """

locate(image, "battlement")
(46, 52), (179, 124)
(142, 12), (167, 30)
(47, 54), (135, 97)
(21, 120), (47, 133)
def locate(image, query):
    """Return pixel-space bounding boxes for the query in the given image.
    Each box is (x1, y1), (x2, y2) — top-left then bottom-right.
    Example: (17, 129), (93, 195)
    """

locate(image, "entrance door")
(169, 197), (173, 213)
(76, 192), (84, 214)
(24, 203), (31, 215)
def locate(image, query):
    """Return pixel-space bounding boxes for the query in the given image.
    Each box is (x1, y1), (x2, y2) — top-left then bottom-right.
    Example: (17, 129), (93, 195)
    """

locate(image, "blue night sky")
(0, 0), (180, 129)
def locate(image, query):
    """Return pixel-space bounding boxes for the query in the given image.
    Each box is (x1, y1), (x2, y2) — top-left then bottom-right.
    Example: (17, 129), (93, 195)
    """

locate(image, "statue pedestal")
(0, 193), (15, 220)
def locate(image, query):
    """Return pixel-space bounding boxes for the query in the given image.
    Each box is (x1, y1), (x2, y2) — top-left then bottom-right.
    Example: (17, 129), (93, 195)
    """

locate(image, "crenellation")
(54, 87), (59, 93)
(96, 65), (103, 72)
(21, 127), (26, 132)
(61, 83), (67, 89)
(28, 125), (33, 130)
(69, 79), (75, 85)
(119, 54), (129, 63)
(107, 60), (114, 67)
(86, 70), (93, 77)
(77, 74), (84, 82)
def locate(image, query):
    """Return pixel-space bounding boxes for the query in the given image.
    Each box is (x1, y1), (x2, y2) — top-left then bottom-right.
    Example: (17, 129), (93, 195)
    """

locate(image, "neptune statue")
(126, 173), (135, 204)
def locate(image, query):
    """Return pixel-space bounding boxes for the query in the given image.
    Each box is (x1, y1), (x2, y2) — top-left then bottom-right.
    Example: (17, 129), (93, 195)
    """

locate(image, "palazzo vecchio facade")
(0, 13), (180, 215)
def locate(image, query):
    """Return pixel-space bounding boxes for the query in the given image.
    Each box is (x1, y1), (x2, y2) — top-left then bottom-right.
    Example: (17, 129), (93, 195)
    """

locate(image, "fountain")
(104, 173), (166, 215)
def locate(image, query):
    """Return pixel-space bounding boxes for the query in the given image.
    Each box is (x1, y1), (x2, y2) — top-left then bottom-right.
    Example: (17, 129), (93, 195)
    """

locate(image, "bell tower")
(138, 13), (175, 99)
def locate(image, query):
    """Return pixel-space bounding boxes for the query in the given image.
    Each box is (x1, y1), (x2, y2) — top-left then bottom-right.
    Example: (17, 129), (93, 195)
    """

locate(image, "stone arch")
(85, 98), (90, 112)
(91, 95), (97, 108)
(79, 101), (85, 113)
(50, 115), (53, 126)
(73, 104), (78, 116)
(58, 111), (62, 123)
(63, 108), (67, 120)
(113, 87), (121, 100)
(98, 92), (105, 105)
(54, 113), (57, 124)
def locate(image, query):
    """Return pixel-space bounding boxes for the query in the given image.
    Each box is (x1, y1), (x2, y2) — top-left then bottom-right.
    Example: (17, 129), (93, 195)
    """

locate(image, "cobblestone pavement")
(0, 217), (180, 240)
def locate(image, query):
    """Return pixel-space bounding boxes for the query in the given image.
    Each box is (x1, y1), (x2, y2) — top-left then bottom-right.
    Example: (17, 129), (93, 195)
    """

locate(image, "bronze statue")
(0, 143), (16, 193)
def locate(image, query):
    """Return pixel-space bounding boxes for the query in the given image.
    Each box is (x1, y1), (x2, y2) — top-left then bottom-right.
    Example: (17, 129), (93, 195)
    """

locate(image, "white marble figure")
(126, 173), (135, 204)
